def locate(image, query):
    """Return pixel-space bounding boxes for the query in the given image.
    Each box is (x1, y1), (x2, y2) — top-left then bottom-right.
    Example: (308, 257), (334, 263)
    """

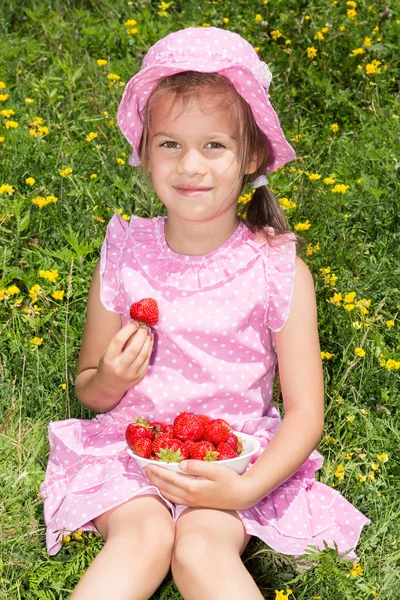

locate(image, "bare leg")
(171, 507), (263, 600)
(71, 495), (175, 600)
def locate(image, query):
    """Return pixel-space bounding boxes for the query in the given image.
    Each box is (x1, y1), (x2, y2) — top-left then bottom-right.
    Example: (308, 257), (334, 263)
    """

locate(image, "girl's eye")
(160, 141), (225, 149)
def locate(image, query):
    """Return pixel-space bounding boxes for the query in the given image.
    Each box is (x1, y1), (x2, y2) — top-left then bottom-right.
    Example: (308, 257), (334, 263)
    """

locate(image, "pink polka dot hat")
(117, 26), (296, 174)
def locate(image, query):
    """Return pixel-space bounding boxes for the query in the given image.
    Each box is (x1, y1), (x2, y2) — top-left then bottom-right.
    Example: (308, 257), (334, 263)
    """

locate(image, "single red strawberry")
(149, 421), (168, 435)
(197, 414), (212, 430)
(184, 440), (197, 456)
(132, 437), (153, 458)
(212, 418), (232, 431)
(130, 298), (159, 326)
(152, 432), (174, 455)
(125, 417), (155, 450)
(156, 439), (189, 463)
(216, 442), (238, 460)
(225, 432), (243, 454)
(173, 412), (205, 442)
(203, 420), (231, 445)
(163, 424), (174, 437)
(190, 441), (219, 462)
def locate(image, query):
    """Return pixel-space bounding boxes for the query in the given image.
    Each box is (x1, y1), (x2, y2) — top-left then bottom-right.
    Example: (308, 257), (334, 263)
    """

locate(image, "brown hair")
(138, 71), (301, 249)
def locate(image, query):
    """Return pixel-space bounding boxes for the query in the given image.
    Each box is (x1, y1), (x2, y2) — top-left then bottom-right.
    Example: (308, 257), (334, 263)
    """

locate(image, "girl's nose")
(177, 148), (206, 176)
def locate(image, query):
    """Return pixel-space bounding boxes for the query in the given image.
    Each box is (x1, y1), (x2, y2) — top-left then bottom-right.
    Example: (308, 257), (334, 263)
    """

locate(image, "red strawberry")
(184, 440), (197, 456)
(156, 439), (189, 463)
(130, 298), (159, 326)
(125, 417), (155, 450)
(225, 433), (243, 454)
(197, 414), (212, 429)
(173, 412), (205, 442)
(190, 441), (219, 462)
(163, 424), (174, 437)
(152, 432), (174, 455)
(212, 418), (232, 430)
(203, 420), (231, 445)
(149, 421), (169, 436)
(132, 438), (153, 458)
(216, 442), (238, 460)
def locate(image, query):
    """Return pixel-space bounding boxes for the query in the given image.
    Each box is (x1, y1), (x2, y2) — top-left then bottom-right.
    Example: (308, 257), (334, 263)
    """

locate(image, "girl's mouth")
(174, 187), (212, 197)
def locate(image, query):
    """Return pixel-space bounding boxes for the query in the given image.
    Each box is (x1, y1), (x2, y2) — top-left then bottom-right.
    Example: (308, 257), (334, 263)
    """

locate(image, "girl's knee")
(172, 529), (227, 572)
(97, 494), (175, 552)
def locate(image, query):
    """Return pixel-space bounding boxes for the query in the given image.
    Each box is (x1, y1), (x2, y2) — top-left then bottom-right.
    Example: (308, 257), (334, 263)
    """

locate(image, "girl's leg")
(171, 507), (263, 600)
(71, 495), (175, 600)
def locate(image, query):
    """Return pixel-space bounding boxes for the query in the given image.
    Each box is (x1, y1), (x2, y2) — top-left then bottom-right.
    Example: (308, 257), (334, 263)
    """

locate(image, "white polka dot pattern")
(116, 26), (296, 174)
(40, 213), (370, 558)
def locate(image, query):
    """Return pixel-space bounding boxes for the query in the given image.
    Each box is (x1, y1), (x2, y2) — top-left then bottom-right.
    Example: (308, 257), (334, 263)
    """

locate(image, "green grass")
(1, 0), (399, 598)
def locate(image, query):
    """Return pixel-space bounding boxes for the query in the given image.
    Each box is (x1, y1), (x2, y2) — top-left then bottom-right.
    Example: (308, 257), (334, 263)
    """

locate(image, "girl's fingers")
(107, 321), (141, 358)
(119, 327), (152, 370)
(133, 335), (154, 376)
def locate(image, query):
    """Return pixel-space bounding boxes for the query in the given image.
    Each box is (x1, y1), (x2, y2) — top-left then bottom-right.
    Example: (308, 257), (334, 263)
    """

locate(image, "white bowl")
(127, 430), (261, 476)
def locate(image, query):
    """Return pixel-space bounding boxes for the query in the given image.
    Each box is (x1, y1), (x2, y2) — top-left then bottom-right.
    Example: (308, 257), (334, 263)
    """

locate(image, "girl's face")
(147, 91), (256, 225)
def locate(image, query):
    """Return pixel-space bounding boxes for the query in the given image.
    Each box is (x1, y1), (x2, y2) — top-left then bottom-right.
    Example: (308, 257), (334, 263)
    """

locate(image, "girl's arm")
(243, 256), (325, 504)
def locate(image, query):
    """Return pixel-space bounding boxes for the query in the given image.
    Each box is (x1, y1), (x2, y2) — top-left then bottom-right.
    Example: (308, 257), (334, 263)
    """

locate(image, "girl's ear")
(244, 152), (262, 175)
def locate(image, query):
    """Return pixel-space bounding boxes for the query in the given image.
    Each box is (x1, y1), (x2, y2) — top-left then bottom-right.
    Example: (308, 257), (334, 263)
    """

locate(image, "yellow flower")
(122, 214), (130, 221)
(321, 352), (333, 359)
(356, 178), (363, 184)
(40, 269), (59, 283)
(294, 220), (311, 231)
(329, 292), (343, 306)
(314, 31), (325, 41)
(370, 462), (379, 471)
(275, 591), (293, 600)
(74, 529), (84, 541)
(366, 60), (382, 75)
(90, 173), (97, 179)
(25, 98), (34, 104)
(330, 123), (339, 132)
(351, 48), (366, 56)
(25, 177), (35, 186)
(5, 120), (18, 128)
(323, 176), (336, 185)
(0, 81), (6, 89)
(307, 47), (317, 59)
(279, 198), (297, 210)
(308, 173), (321, 181)
(285, 40), (291, 45)
(385, 359), (400, 371)
(331, 184), (349, 194)
(363, 36), (372, 47)
(255, 14), (263, 22)
(96, 59), (108, 66)
(116, 158), (125, 165)
(377, 453), (389, 463)
(386, 320), (394, 328)
(359, 474), (366, 482)
(368, 470), (376, 481)
(52, 290), (65, 300)
(355, 347), (366, 357)
(62, 535), (71, 543)
(124, 19), (137, 26)
(61, 383), (67, 389)
(335, 465), (345, 480)
(0, 94), (9, 102)
(223, 18), (229, 24)
(0, 184), (14, 195)
(32, 195), (58, 208)
(347, 9), (357, 19)
(271, 30), (283, 41)
(347, 415), (355, 423)
(346, 0), (357, 7)
(350, 562), (364, 577)
(360, 408), (369, 415)
(372, 26), (379, 35)
(344, 292), (356, 304)
(7, 285), (20, 295)
(107, 73), (120, 81)
(0, 136), (4, 142)
(339, 25), (346, 31)
(85, 132), (98, 142)
(30, 337), (43, 346)
(59, 167), (73, 177)
(291, 133), (302, 143)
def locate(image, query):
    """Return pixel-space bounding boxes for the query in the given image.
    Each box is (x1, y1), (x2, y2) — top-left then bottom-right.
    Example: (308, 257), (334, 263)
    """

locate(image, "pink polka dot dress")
(40, 213), (370, 557)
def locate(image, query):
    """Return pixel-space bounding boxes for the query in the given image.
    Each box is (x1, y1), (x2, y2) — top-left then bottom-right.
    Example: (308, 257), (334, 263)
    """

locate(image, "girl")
(41, 26), (370, 600)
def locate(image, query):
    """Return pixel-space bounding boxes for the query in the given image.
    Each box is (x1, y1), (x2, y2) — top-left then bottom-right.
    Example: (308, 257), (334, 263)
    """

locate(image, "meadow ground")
(0, 1), (399, 598)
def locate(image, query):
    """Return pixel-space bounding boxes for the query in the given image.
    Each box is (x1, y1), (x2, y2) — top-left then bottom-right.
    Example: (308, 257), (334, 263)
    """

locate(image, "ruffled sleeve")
(265, 230), (297, 332)
(99, 213), (129, 313)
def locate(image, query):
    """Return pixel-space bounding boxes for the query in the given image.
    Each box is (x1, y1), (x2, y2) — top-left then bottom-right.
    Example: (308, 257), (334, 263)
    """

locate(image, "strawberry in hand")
(130, 298), (159, 327)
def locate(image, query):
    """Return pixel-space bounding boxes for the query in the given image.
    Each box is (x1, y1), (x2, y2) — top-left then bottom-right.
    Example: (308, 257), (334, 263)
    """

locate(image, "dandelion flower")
(96, 59), (108, 66)
(30, 337), (43, 346)
(59, 167), (73, 177)
(330, 123), (339, 132)
(85, 132), (98, 142)
(386, 320), (394, 328)
(255, 14), (263, 22)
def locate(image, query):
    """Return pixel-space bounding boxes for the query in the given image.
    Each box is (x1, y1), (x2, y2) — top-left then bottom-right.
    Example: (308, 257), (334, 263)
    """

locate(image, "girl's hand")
(142, 460), (257, 511)
(96, 321), (154, 396)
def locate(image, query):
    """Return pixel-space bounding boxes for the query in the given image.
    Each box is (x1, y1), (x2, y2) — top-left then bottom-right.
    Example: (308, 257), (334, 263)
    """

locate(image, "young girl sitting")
(41, 25), (370, 600)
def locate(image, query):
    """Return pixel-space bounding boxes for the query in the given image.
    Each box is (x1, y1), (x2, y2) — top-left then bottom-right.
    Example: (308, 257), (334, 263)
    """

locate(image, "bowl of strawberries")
(125, 412), (261, 475)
